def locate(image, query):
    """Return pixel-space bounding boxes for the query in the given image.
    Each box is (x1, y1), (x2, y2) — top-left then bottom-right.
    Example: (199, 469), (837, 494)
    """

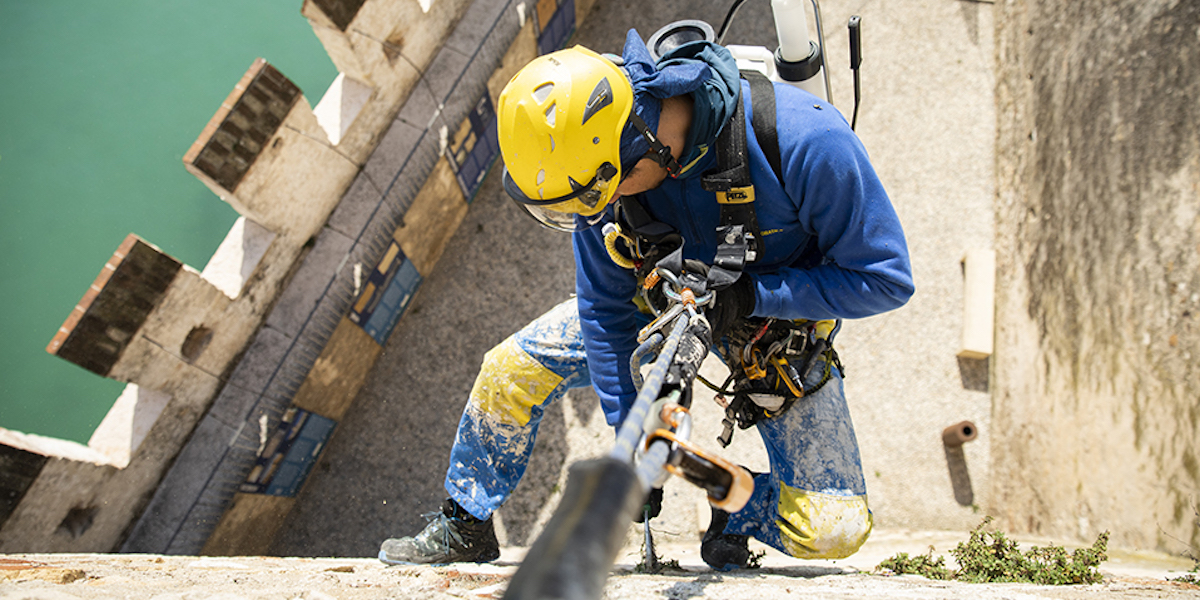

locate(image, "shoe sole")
(709, 562), (743, 572)
(379, 549), (441, 566)
(377, 549), (498, 567)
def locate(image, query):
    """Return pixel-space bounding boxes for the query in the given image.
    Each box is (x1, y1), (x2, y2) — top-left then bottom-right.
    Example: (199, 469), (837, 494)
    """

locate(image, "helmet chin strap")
(627, 111), (681, 177)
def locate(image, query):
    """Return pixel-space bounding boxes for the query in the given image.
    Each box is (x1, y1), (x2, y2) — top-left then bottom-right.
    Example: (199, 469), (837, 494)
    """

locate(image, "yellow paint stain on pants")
(777, 483), (873, 559)
(469, 337), (563, 427)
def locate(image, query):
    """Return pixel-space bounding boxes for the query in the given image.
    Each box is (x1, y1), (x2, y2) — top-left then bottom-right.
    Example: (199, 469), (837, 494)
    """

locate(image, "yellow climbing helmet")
(498, 45), (634, 232)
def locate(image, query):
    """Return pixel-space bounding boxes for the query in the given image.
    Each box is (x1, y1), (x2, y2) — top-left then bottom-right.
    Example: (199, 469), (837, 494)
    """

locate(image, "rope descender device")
(645, 428), (753, 512)
(637, 266), (714, 344)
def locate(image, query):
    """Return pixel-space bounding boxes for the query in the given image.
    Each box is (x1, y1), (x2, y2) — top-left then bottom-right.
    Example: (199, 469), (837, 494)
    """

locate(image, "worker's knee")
(776, 484), (872, 559)
(469, 337), (564, 427)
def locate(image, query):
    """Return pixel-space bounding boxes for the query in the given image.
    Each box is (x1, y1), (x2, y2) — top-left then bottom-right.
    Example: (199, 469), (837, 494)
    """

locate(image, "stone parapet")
(184, 59), (360, 238)
(302, 0), (473, 166)
(2, 0), (581, 556)
(46, 235), (182, 378)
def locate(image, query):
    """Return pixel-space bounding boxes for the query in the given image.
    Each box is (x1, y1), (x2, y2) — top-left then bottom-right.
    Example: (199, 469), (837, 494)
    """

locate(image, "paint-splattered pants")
(444, 298), (872, 559)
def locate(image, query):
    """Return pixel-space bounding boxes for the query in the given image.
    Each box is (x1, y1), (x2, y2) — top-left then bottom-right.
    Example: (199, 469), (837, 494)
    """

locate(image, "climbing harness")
(699, 70), (779, 281)
(707, 317), (844, 447)
(602, 70), (846, 446)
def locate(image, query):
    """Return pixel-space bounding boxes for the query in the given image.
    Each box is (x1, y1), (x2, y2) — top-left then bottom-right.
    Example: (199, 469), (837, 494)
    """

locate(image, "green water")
(0, 2), (337, 443)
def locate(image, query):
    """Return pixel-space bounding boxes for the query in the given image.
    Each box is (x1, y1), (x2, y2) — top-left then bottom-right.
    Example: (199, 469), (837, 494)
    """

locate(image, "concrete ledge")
(3, 532), (1197, 599)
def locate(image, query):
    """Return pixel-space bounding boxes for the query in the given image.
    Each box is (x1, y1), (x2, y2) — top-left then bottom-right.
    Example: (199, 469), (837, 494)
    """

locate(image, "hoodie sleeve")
(572, 220), (642, 426)
(747, 86), (914, 321)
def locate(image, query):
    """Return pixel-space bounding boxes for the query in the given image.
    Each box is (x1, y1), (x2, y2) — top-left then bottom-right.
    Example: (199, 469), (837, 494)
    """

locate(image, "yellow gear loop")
(602, 223), (637, 270)
(813, 319), (836, 340)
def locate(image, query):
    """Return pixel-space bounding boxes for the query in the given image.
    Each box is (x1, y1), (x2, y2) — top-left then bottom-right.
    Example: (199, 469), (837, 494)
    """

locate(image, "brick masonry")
(306, 0), (368, 31)
(46, 234), (182, 378)
(183, 60), (301, 194)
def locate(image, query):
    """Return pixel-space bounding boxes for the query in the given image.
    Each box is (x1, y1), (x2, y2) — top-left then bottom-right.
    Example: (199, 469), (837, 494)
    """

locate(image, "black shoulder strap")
(700, 85), (751, 192)
(741, 70), (783, 184)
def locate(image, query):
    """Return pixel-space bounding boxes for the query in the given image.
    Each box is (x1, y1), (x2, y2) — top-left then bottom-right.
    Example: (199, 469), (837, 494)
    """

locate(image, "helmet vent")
(544, 103), (556, 127)
(582, 77), (614, 125)
(533, 83), (554, 103)
(549, 134), (555, 152)
(537, 169), (546, 185)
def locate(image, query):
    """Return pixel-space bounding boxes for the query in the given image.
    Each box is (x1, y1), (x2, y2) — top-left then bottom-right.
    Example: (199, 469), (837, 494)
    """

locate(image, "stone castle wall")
(0, 0), (596, 554)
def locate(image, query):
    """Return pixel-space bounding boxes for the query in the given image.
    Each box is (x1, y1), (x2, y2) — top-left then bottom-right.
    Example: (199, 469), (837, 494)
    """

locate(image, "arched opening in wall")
(181, 326), (213, 363)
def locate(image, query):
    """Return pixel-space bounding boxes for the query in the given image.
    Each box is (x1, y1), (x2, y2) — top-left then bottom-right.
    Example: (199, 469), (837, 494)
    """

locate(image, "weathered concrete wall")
(993, 0), (1200, 553)
(302, 0), (474, 164)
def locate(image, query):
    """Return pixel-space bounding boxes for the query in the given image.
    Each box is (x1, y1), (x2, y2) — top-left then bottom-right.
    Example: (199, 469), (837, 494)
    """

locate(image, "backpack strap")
(702, 76), (762, 283)
(611, 72), (786, 291)
(742, 70), (783, 184)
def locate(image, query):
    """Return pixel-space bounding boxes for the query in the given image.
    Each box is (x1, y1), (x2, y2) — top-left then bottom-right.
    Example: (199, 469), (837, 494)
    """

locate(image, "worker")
(378, 28), (913, 570)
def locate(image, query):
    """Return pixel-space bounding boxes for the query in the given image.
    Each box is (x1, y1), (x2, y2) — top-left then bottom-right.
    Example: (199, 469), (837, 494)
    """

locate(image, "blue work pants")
(444, 298), (872, 559)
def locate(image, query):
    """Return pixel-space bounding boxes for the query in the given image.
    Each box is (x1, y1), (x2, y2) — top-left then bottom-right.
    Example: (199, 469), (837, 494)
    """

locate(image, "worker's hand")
(706, 275), (756, 340)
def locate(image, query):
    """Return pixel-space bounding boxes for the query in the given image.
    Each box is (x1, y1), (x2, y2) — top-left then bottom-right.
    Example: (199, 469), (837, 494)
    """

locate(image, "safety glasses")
(503, 162), (618, 232)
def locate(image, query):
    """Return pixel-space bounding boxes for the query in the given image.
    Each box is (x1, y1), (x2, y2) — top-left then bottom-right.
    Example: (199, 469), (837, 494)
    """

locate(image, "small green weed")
(1166, 503), (1198, 585)
(632, 555), (681, 574)
(876, 547), (952, 580)
(876, 517), (1108, 585)
(635, 540), (682, 574)
(1170, 564), (1198, 585)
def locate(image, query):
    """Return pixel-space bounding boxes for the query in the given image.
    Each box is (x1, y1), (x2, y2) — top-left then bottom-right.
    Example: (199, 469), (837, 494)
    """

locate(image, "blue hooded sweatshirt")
(574, 31), (914, 426)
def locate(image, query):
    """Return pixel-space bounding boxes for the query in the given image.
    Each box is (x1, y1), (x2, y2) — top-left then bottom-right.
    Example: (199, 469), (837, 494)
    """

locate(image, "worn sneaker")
(701, 506), (750, 571)
(378, 498), (500, 565)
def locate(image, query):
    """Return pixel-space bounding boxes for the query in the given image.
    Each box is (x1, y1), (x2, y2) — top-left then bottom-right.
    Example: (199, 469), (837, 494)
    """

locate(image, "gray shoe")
(378, 498), (500, 565)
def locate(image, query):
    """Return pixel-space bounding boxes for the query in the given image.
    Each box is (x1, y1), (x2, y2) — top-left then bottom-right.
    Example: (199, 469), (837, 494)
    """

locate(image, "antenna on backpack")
(848, 15), (862, 130)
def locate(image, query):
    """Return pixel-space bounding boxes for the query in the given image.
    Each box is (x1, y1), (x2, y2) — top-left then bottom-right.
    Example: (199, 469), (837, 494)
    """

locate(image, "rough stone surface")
(265, 228), (355, 339)
(991, 0), (1200, 553)
(327, 171), (387, 241)
(2, 534), (1197, 600)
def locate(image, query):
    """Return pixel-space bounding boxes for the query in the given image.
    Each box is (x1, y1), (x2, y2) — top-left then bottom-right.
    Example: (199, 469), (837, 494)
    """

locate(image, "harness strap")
(616, 195), (677, 248)
(701, 72), (768, 283)
(743, 70), (783, 184)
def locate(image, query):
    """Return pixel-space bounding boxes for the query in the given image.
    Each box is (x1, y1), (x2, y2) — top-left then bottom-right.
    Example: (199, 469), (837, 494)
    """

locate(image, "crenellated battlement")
(1, 0), (594, 555)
